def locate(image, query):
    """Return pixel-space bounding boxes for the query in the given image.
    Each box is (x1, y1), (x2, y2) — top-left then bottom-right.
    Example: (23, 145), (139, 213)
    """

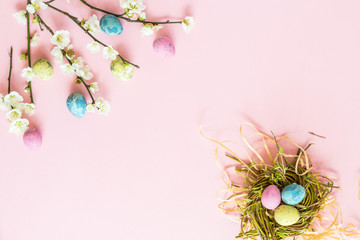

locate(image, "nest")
(203, 123), (360, 240)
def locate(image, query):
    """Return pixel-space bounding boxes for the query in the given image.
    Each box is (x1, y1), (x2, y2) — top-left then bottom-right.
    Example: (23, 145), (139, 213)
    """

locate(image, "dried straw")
(203, 123), (360, 240)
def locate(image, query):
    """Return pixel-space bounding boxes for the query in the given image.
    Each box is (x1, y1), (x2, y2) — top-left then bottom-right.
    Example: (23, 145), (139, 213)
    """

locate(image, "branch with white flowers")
(35, 14), (94, 102)
(25, 0), (35, 103)
(36, 13), (110, 116)
(46, 3), (139, 69)
(9, 0), (193, 125)
(1, 47), (35, 136)
(80, 0), (182, 25)
(80, 0), (194, 36)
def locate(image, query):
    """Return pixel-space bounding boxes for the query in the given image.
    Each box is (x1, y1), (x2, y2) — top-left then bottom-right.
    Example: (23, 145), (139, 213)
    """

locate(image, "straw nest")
(203, 123), (360, 240)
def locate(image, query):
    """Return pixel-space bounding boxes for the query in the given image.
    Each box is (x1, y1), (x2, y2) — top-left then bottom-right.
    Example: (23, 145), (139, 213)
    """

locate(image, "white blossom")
(103, 46), (118, 60)
(86, 103), (96, 113)
(72, 57), (84, 72)
(86, 41), (101, 53)
(89, 82), (99, 94)
(138, 11), (147, 21)
(21, 103), (36, 116)
(98, 100), (110, 116)
(120, 0), (146, 19)
(140, 23), (163, 36)
(51, 30), (70, 49)
(60, 63), (75, 76)
(83, 15), (100, 35)
(27, 0), (48, 14)
(182, 16), (195, 33)
(51, 46), (63, 63)
(13, 10), (27, 25)
(21, 67), (35, 82)
(9, 118), (29, 136)
(30, 32), (40, 47)
(65, 44), (75, 60)
(95, 97), (111, 116)
(0, 93), (11, 111)
(6, 109), (22, 122)
(26, 4), (35, 14)
(83, 67), (93, 80)
(4, 91), (24, 108)
(95, 97), (105, 108)
(76, 65), (93, 80)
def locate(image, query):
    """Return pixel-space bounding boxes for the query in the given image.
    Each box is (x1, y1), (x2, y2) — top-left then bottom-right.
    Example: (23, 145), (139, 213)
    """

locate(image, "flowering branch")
(1, 46), (35, 137)
(8, 0), (192, 123)
(26, 0), (35, 104)
(7, 47), (13, 94)
(80, 0), (182, 25)
(36, 13), (96, 104)
(46, 3), (140, 69)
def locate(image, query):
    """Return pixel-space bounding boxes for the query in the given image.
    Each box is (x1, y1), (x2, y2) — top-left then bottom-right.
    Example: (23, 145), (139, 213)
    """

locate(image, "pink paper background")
(1, 0), (360, 239)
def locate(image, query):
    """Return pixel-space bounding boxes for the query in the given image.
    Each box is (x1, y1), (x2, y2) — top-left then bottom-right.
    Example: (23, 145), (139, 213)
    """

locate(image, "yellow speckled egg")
(274, 205), (300, 226)
(33, 59), (54, 80)
(110, 58), (133, 81)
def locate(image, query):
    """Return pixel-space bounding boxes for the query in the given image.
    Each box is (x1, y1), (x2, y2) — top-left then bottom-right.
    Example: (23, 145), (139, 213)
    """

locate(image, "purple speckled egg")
(153, 37), (175, 58)
(261, 185), (281, 210)
(23, 128), (42, 151)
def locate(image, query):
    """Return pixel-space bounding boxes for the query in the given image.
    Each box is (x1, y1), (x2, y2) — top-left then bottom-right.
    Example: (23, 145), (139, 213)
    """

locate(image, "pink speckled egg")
(23, 128), (42, 151)
(153, 37), (175, 58)
(261, 185), (281, 210)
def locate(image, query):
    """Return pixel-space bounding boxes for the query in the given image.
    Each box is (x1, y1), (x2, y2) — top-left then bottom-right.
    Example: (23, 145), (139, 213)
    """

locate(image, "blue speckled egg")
(100, 14), (123, 36)
(66, 92), (87, 118)
(281, 184), (306, 205)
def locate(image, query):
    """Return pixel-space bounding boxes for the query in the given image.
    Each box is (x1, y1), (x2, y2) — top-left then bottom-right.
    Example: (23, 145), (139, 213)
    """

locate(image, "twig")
(308, 132), (326, 139)
(80, 0), (126, 18)
(80, 0), (182, 25)
(7, 47), (13, 94)
(26, 0), (34, 103)
(36, 14), (53, 35)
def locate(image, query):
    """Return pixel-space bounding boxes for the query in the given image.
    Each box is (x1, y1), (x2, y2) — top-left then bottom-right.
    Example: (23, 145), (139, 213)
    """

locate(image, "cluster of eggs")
(261, 184), (306, 226)
(23, 14), (178, 146)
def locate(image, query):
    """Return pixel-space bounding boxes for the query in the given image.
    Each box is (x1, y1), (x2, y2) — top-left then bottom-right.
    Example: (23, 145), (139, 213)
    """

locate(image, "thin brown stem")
(80, 0), (182, 25)
(308, 132), (326, 139)
(80, 0), (126, 18)
(47, 3), (139, 68)
(7, 47), (13, 94)
(26, 0), (34, 104)
(35, 13), (53, 35)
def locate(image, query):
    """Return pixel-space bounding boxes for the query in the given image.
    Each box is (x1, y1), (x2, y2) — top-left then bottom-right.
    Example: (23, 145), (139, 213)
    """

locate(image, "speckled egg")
(23, 128), (42, 151)
(281, 184), (306, 205)
(153, 37), (175, 58)
(66, 92), (87, 118)
(110, 58), (133, 81)
(261, 185), (281, 210)
(33, 59), (53, 80)
(100, 14), (123, 36)
(274, 205), (300, 226)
